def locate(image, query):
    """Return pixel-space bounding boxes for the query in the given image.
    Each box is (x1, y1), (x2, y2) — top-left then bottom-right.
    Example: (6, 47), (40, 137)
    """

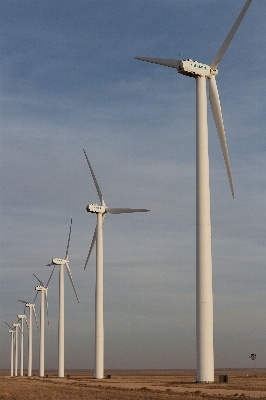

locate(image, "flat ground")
(1, 369), (266, 399)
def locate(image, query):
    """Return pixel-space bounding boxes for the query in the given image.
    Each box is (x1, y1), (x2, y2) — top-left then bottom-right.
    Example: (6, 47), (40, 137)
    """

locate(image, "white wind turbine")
(83, 149), (149, 379)
(135, 0), (252, 383)
(46, 218), (79, 378)
(8, 329), (15, 377)
(33, 272), (53, 377)
(18, 300), (39, 377)
(12, 322), (20, 376)
(17, 314), (27, 376)
(5, 322), (15, 377)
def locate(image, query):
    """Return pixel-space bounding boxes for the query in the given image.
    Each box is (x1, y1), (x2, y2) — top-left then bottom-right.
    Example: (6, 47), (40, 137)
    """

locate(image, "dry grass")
(1, 370), (265, 400)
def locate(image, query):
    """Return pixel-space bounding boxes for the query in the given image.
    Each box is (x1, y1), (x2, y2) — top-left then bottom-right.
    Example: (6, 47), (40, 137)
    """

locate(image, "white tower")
(8, 329), (15, 377)
(18, 300), (38, 377)
(25, 303), (37, 377)
(17, 314), (26, 376)
(12, 323), (20, 377)
(83, 150), (149, 379)
(135, 0), (252, 382)
(35, 286), (48, 377)
(47, 218), (79, 378)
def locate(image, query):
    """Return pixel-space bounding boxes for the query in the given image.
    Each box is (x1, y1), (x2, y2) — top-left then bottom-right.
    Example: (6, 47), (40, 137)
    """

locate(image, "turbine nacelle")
(135, 57), (218, 78)
(179, 60), (218, 78)
(50, 258), (66, 265)
(17, 315), (26, 319)
(86, 204), (106, 214)
(35, 286), (47, 291)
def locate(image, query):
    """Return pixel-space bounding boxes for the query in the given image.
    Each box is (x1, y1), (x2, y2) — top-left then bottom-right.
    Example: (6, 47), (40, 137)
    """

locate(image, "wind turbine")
(5, 323), (15, 377)
(135, 0), (252, 383)
(83, 149), (149, 379)
(17, 314), (27, 376)
(18, 300), (39, 377)
(34, 272), (53, 377)
(12, 322), (20, 376)
(8, 329), (15, 377)
(46, 218), (79, 378)
(249, 353), (257, 370)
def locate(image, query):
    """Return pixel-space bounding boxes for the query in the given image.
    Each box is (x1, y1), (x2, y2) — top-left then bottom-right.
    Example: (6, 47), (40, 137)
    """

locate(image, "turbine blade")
(44, 289), (49, 326)
(45, 289), (48, 317)
(84, 224), (97, 270)
(33, 274), (44, 286)
(25, 316), (29, 330)
(210, 0), (252, 70)
(18, 300), (27, 304)
(83, 149), (105, 207)
(135, 56), (181, 69)
(5, 322), (13, 330)
(106, 208), (150, 214)
(65, 262), (79, 303)
(209, 75), (234, 198)
(33, 291), (38, 304)
(33, 306), (39, 332)
(46, 265), (56, 287)
(65, 218), (72, 259)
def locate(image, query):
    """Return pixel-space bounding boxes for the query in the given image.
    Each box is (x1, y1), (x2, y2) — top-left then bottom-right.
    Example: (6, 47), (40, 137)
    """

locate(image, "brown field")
(1, 369), (266, 400)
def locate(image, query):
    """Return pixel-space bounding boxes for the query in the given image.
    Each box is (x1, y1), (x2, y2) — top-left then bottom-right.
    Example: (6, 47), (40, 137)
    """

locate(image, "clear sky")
(1, 0), (265, 371)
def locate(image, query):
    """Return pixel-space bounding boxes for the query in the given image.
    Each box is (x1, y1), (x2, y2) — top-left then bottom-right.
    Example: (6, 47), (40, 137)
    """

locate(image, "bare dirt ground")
(1, 369), (265, 400)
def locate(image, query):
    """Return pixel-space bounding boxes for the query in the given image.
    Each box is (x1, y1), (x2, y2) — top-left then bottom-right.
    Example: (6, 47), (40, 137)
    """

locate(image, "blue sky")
(1, 0), (265, 371)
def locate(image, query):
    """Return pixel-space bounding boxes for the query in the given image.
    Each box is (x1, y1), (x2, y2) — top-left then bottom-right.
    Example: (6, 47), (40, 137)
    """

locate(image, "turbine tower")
(8, 329), (15, 377)
(35, 285), (48, 377)
(34, 273), (52, 378)
(18, 300), (38, 377)
(5, 323), (15, 377)
(17, 314), (27, 376)
(135, 0), (252, 383)
(83, 149), (149, 379)
(47, 218), (79, 378)
(12, 323), (20, 377)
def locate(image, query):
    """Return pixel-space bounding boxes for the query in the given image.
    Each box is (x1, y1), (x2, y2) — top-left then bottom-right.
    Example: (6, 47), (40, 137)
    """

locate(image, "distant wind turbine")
(18, 300), (39, 377)
(5, 323), (15, 377)
(135, 0), (252, 383)
(12, 322), (20, 377)
(46, 218), (79, 378)
(9, 329), (15, 377)
(17, 314), (27, 376)
(83, 149), (149, 379)
(34, 271), (54, 377)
